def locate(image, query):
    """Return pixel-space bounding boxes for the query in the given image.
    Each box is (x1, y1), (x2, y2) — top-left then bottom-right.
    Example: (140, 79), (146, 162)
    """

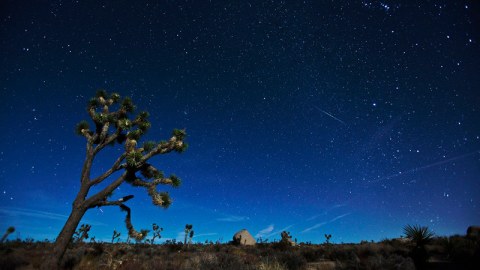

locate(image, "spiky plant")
(404, 224), (435, 268)
(42, 90), (187, 269)
(403, 224), (435, 247)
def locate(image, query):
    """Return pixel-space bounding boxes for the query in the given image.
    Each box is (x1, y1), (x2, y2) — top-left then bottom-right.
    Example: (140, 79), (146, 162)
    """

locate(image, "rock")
(393, 237), (411, 243)
(467, 226), (480, 239)
(233, 229), (256, 246)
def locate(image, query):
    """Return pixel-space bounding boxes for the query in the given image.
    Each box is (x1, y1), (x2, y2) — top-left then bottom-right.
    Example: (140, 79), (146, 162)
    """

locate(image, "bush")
(277, 252), (307, 270)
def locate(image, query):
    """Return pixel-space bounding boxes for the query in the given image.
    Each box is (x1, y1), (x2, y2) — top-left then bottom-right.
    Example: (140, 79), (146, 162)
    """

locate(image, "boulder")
(467, 226), (480, 239)
(233, 229), (256, 246)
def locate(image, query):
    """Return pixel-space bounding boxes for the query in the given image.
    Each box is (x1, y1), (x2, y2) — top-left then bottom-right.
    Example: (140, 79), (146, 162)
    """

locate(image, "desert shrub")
(0, 253), (29, 270)
(271, 240), (293, 251)
(356, 243), (378, 259)
(216, 251), (247, 269)
(87, 242), (104, 257)
(359, 254), (383, 270)
(329, 248), (360, 268)
(383, 254), (415, 270)
(301, 247), (325, 262)
(116, 259), (145, 270)
(258, 257), (287, 270)
(62, 254), (79, 270)
(448, 236), (479, 265)
(165, 241), (183, 252)
(277, 252), (307, 270)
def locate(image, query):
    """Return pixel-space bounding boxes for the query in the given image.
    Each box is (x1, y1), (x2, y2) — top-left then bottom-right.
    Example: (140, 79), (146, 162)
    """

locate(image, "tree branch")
(89, 153), (127, 187)
(125, 172), (176, 208)
(90, 195), (134, 208)
(89, 195), (148, 242)
(142, 138), (178, 161)
(84, 172), (127, 208)
(94, 127), (121, 154)
(80, 143), (95, 183)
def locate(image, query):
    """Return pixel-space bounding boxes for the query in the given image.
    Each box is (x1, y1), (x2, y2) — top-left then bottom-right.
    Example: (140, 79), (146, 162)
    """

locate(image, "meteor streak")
(371, 150), (480, 183)
(314, 106), (346, 125)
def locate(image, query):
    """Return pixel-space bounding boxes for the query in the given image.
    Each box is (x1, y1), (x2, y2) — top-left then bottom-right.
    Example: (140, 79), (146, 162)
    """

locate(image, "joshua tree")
(324, 234), (332, 244)
(184, 224), (193, 245)
(42, 90), (187, 269)
(72, 224), (91, 244)
(150, 223), (163, 244)
(280, 231), (295, 246)
(111, 229), (121, 243)
(189, 230), (195, 245)
(0, 226), (15, 243)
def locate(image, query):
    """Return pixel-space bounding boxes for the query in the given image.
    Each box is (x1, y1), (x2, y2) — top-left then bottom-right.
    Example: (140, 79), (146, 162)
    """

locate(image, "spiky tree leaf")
(122, 97), (135, 113)
(175, 142), (188, 153)
(75, 121), (90, 135)
(117, 118), (132, 130)
(126, 151), (143, 167)
(142, 141), (156, 152)
(138, 121), (151, 132)
(172, 129), (186, 140)
(169, 175), (181, 188)
(96, 89), (108, 98)
(127, 130), (143, 140)
(110, 93), (121, 103)
(88, 98), (99, 108)
(137, 111), (149, 120)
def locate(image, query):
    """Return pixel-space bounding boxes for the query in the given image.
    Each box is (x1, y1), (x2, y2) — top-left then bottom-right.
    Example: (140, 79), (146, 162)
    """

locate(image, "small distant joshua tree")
(189, 230), (195, 245)
(0, 226), (15, 243)
(184, 224), (194, 246)
(324, 234), (332, 244)
(111, 229), (121, 243)
(150, 223), (163, 244)
(73, 224), (91, 243)
(42, 90), (187, 269)
(280, 231), (295, 246)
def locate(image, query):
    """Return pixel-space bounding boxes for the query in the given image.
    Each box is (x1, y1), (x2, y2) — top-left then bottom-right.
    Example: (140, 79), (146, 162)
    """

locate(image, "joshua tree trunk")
(42, 205), (87, 269)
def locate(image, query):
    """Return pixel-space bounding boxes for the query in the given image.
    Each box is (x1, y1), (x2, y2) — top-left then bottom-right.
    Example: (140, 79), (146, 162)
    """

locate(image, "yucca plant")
(404, 224), (435, 268)
(403, 224), (435, 247)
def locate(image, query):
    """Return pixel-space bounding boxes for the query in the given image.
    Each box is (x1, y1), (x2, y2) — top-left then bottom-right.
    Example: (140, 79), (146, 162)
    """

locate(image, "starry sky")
(1, 1), (479, 244)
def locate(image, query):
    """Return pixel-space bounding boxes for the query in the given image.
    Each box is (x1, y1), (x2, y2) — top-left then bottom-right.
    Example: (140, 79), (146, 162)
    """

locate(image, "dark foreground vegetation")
(1, 234), (479, 270)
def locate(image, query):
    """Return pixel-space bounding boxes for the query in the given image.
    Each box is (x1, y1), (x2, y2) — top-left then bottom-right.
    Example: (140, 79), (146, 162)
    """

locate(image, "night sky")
(1, 1), (479, 244)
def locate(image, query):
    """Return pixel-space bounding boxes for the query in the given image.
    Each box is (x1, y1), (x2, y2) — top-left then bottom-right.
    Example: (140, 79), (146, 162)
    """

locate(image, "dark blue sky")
(1, 0), (479, 244)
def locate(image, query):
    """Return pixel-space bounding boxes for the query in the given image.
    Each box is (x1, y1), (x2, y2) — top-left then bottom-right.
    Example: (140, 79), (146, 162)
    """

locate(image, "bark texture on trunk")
(41, 206), (87, 270)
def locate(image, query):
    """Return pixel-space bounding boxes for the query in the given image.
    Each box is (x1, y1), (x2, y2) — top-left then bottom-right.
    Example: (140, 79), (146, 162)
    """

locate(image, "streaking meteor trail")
(314, 106), (346, 125)
(371, 150), (480, 183)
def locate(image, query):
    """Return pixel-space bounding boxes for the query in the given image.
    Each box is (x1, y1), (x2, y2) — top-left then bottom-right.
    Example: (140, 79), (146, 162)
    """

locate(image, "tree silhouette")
(184, 224), (193, 245)
(0, 226), (15, 243)
(404, 224), (435, 268)
(42, 90), (187, 269)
